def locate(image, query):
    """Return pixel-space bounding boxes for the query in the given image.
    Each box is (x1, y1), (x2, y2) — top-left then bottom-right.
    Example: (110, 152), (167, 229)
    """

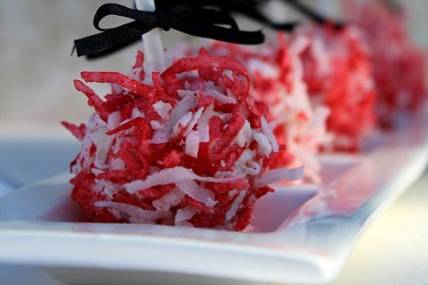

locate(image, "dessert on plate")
(206, 36), (331, 183)
(344, 0), (427, 128)
(62, 0), (427, 232)
(290, 25), (377, 151)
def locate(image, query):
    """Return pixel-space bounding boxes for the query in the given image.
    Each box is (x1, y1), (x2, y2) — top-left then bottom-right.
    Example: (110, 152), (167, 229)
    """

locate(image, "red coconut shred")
(292, 25), (377, 151)
(206, 36), (331, 183)
(344, 0), (427, 128)
(63, 48), (303, 231)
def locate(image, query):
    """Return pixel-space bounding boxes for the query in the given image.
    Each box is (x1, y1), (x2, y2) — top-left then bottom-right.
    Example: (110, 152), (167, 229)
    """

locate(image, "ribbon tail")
(74, 23), (152, 58)
(269, 22), (299, 32)
(177, 23), (265, 45)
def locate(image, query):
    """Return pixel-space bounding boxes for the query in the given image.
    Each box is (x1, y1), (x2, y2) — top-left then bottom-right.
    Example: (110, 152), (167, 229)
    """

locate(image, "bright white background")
(0, 1), (427, 284)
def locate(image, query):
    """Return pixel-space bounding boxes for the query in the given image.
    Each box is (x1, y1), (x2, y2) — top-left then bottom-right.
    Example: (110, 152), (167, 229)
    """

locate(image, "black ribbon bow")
(74, 3), (265, 58)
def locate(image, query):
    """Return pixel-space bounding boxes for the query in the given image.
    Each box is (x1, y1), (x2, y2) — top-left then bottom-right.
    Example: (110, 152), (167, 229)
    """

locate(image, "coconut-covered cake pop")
(63, 49), (303, 231)
(344, 0), (427, 128)
(290, 25), (377, 151)
(206, 35), (331, 183)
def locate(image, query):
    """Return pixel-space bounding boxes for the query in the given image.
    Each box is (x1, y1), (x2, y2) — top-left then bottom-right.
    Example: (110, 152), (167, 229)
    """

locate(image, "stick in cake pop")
(135, 0), (165, 74)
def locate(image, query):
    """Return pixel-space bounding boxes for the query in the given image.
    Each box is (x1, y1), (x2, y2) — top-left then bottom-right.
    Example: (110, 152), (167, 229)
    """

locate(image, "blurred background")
(1, 0), (428, 126)
(0, 1), (428, 285)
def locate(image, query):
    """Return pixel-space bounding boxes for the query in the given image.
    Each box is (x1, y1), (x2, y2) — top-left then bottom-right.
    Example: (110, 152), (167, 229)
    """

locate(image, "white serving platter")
(0, 124), (79, 190)
(0, 114), (427, 285)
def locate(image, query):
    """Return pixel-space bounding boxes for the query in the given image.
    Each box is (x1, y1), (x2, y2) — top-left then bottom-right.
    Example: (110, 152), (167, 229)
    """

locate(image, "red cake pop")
(206, 35), (331, 183)
(291, 25), (377, 151)
(63, 49), (303, 231)
(344, 0), (427, 128)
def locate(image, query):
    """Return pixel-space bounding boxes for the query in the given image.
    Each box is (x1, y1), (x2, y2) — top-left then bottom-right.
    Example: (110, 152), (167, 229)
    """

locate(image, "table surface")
(327, 170), (428, 285)
(1, 170), (427, 285)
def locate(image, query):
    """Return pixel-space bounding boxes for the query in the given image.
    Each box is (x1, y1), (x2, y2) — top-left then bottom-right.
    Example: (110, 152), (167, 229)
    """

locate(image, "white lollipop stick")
(135, 0), (165, 73)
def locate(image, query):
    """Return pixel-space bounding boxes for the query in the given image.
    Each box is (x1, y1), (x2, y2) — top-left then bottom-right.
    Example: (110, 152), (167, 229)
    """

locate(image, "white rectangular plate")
(0, 114), (427, 285)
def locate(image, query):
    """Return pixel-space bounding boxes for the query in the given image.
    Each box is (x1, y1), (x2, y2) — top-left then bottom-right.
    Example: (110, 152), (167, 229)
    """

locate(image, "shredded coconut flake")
(253, 132), (272, 156)
(152, 93), (196, 144)
(125, 167), (241, 193)
(255, 166), (304, 187)
(185, 107), (204, 134)
(175, 180), (217, 207)
(95, 201), (171, 223)
(107, 111), (121, 130)
(185, 131), (201, 158)
(235, 150), (260, 176)
(175, 206), (197, 225)
(150, 120), (162, 130)
(204, 88), (237, 104)
(261, 117), (279, 153)
(110, 158), (125, 170)
(247, 59), (279, 78)
(152, 189), (185, 211)
(225, 191), (246, 221)
(235, 120), (253, 147)
(153, 101), (173, 119)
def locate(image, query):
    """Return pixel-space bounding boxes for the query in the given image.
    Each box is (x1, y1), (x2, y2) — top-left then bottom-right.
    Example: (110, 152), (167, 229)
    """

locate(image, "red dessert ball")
(63, 48), (303, 231)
